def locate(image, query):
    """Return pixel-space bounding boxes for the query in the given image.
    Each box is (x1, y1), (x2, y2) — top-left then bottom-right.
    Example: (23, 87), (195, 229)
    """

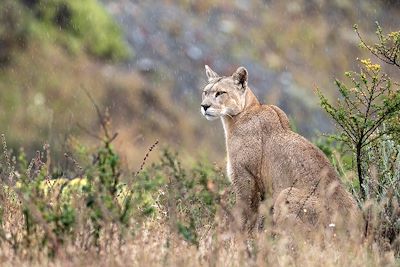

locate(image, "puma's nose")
(201, 104), (211, 111)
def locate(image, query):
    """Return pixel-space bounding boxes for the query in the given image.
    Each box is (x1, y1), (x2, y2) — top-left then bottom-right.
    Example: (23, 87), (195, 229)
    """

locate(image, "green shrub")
(0, 106), (134, 255)
(34, 0), (130, 60)
(318, 58), (400, 200)
(130, 149), (232, 246)
(318, 24), (400, 256)
(0, 0), (130, 62)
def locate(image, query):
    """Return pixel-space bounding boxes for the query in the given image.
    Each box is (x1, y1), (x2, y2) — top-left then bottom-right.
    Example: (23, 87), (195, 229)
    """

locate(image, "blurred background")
(0, 0), (399, 168)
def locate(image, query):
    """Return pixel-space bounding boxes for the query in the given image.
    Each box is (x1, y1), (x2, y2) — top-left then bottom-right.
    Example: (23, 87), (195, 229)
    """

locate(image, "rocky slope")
(102, 0), (399, 137)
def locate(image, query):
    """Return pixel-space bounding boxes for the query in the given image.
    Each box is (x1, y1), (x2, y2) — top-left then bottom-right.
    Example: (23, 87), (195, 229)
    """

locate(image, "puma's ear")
(232, 66), (248, 89)
(205, 65), (219, 82)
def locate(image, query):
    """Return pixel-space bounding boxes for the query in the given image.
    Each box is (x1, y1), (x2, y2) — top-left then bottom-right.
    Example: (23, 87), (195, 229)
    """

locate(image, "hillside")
(103, 0), (400, 133)
(1, 0), (399, 168)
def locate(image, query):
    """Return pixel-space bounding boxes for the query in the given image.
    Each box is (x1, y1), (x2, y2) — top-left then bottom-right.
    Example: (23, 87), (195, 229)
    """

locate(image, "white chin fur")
(205, 114), (219, 121)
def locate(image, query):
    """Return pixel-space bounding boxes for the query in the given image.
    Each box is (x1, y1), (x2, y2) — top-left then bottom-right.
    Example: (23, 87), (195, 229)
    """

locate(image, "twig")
(26, 158), (34, 181)
(81, 87), (111, 139)
(355, 26), (400, 68)
(133, 140), (159, 177)
(295, 169), (326, 220)
(77, 123), (103, 141)
(285, 177), (299, 204)
(64, 153), (84, 177)
(120, 140), (159, 203)
(1, 134), (14, 183)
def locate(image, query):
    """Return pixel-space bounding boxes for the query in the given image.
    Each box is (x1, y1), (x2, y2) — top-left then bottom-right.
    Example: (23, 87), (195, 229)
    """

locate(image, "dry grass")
(0, 126), (398, 267)
(0, 201), (397, 267)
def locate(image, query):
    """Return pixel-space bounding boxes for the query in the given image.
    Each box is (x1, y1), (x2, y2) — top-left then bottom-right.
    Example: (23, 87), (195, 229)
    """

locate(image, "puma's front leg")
(230, 166), (260, 233)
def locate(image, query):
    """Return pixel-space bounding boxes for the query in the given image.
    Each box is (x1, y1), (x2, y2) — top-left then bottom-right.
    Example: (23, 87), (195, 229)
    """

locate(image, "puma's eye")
(215, 91), (226, 97)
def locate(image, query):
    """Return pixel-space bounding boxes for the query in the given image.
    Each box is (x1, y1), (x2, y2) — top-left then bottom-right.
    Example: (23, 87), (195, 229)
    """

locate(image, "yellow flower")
(360, 59), (381, 72)
(388, 31), (400, 40)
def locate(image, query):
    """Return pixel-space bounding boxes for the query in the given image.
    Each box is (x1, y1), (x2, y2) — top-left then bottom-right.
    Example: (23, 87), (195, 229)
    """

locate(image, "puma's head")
(201, 65), (248, 121)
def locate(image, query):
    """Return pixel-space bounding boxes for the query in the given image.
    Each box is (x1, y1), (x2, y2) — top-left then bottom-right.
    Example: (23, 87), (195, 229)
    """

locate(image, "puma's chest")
(226, 158), (233, 182)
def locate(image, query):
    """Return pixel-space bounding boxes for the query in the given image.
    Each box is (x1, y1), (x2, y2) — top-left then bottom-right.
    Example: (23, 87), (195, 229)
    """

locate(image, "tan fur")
(201, 66), (363, 239)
